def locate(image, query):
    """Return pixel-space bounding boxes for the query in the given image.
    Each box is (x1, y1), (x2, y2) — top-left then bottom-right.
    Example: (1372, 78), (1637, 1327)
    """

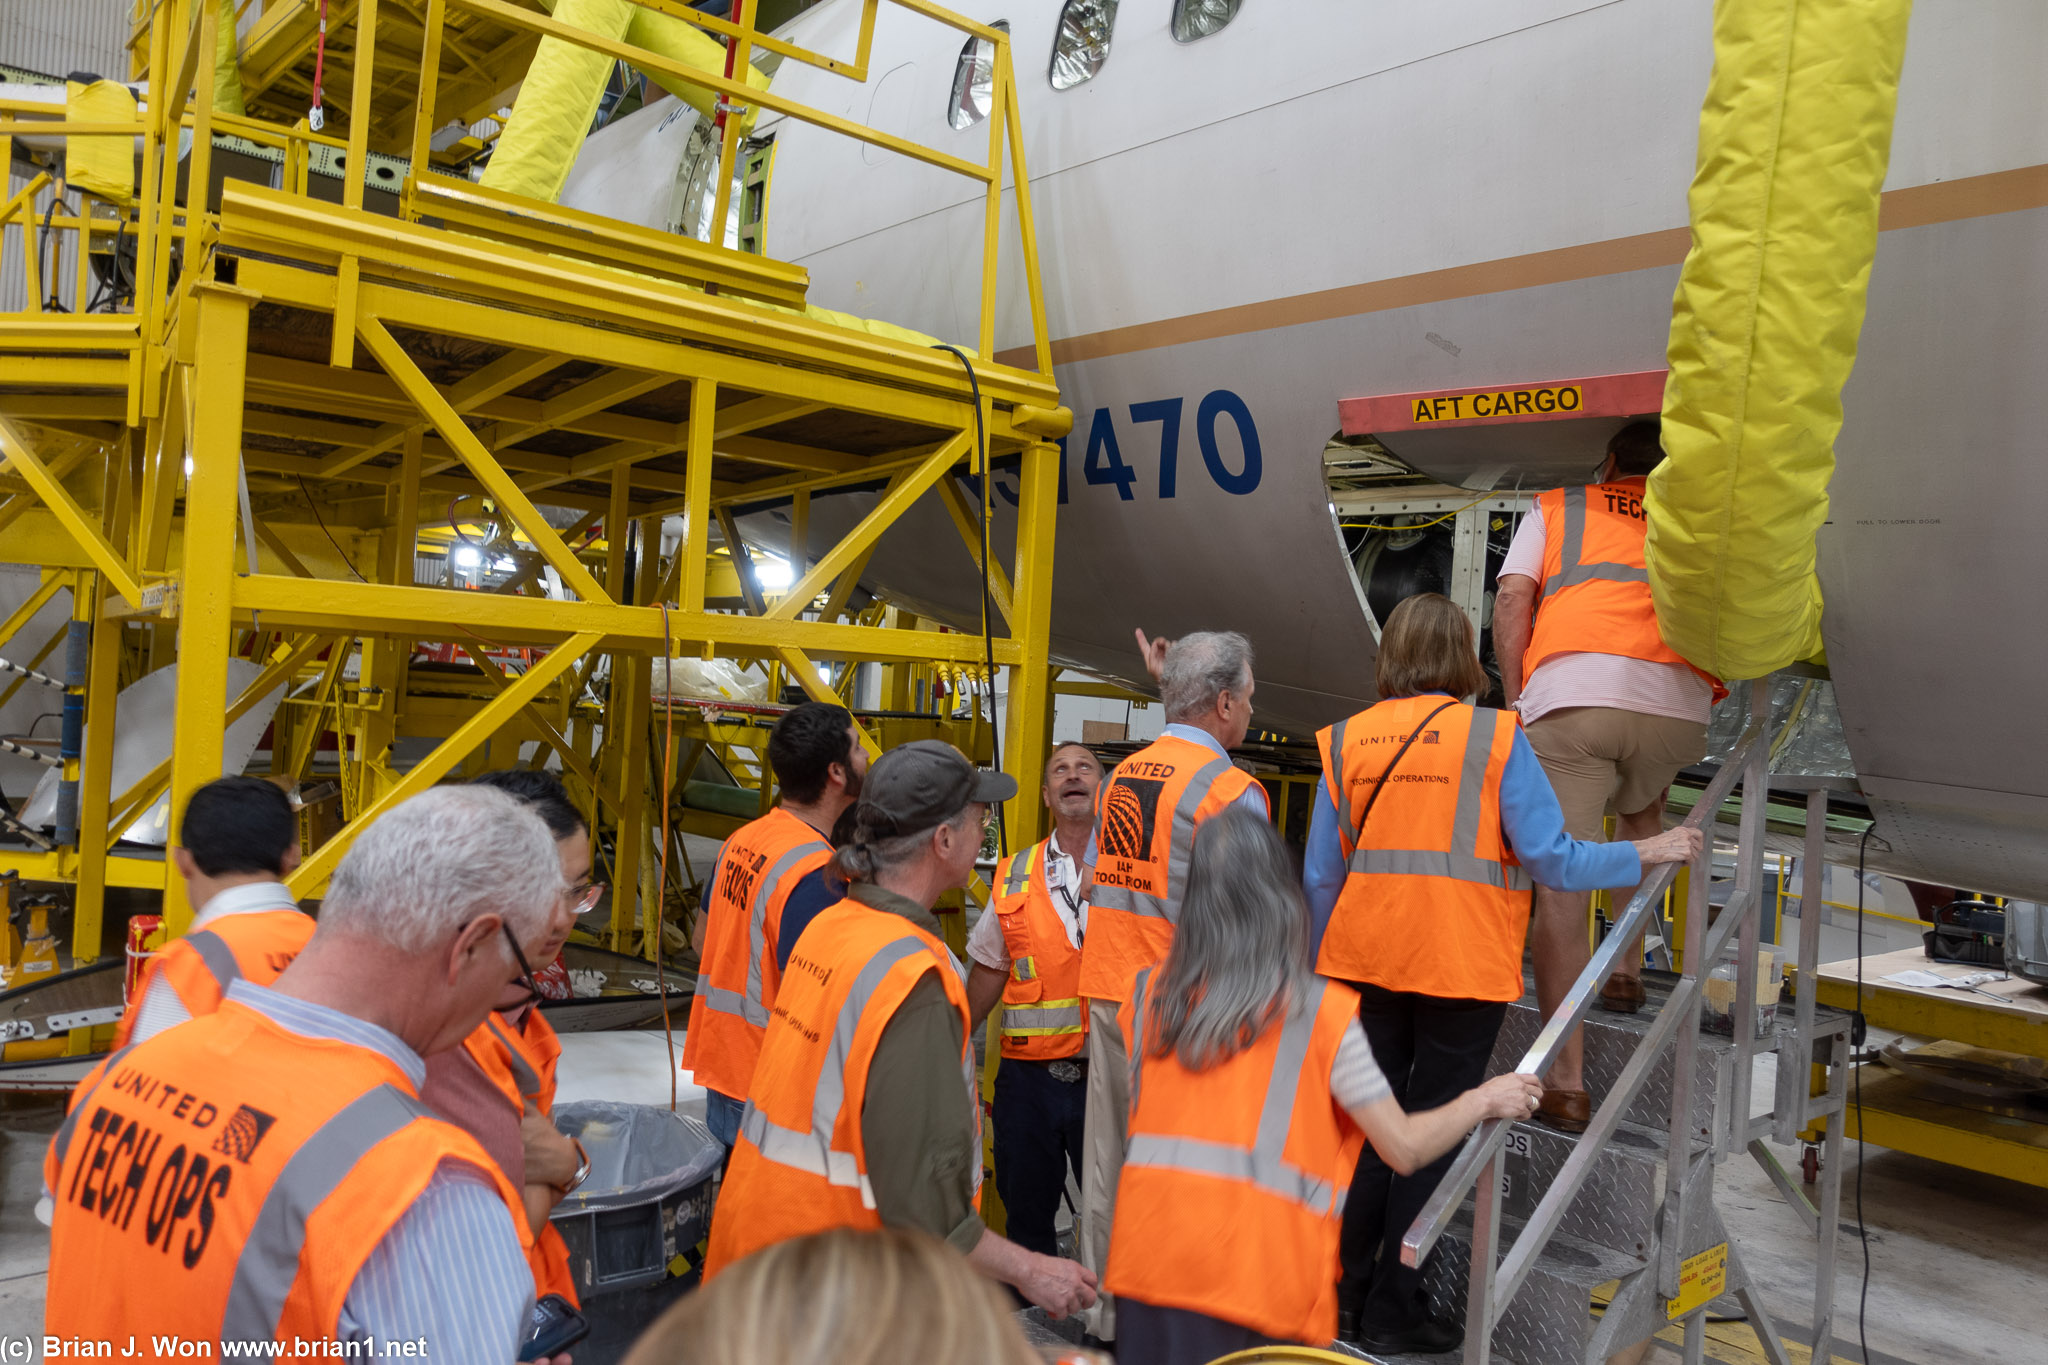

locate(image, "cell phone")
(517, 1294), (590, 1362)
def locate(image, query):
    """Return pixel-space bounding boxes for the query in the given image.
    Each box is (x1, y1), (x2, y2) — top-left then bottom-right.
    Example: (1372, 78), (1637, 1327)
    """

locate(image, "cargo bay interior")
(2, 2), (2046, 1364)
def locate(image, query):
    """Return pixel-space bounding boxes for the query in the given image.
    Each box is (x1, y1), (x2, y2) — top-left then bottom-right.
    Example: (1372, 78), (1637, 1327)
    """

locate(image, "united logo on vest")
(703, 899), (977, 1277)
(1080, 735), (1260, 1003)
(465, 1007), (579, 1307)
(1106, 969), (1364, 1344)
(113, 910), (316, 1051)
(44, 1000), (523, 1350)
(1314, 697), (1531, 1002)
(1527, 479), (1727, 701)
(684, 808), (833, 1100)
(991, 840), (1087, 1061)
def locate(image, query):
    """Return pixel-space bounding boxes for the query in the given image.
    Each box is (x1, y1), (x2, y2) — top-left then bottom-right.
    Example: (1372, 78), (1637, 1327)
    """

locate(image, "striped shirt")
(228, 981), (535, 1363)
(1330, 1020), (1392, 1111)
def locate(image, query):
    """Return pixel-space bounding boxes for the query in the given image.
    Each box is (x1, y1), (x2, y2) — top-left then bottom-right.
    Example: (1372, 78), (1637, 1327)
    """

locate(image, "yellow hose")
(213, 0), (246, 119)
(482, 0), (771, 206)
(1648, 0), (1912, 680)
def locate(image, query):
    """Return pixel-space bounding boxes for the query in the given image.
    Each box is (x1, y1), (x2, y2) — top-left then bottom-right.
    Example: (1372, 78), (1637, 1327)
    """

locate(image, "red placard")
(1340, 369), (1667, 435)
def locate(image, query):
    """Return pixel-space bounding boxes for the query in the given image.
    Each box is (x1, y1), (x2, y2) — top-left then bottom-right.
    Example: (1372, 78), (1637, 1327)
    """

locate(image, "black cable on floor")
(1853, 823), (1889, 1365)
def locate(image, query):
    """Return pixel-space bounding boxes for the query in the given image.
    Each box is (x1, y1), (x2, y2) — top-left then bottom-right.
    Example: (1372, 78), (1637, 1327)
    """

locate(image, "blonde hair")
(1374, 593), (1490, 701)
(623, 1228), (1041, 1365)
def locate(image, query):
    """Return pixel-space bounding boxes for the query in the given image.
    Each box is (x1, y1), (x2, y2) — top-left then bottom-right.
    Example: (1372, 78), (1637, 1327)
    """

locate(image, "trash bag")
(553, 1101), (723, 1214)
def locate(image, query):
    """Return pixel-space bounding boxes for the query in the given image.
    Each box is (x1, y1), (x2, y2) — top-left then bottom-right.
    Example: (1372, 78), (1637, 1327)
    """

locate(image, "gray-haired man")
(44, 786), (567, 1361)
(1074, 629), (1270, 1342)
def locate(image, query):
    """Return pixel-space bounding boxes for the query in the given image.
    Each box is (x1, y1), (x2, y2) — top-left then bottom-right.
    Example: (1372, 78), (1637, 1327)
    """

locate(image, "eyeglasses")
(564, 882), (606, 914)
(500, 923), (541, 1006)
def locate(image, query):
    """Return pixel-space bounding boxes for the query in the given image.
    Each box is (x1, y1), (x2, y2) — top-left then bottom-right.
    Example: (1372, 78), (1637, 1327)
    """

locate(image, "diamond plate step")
(1486, 1115), (1669, 1258)
(1491, 969), (1738, 1142)
(1421, 1210), (1647, 1365)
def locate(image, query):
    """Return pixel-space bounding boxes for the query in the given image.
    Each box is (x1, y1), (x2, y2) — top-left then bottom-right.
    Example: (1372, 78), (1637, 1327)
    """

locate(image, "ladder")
(1390, 681), (1854, 1365)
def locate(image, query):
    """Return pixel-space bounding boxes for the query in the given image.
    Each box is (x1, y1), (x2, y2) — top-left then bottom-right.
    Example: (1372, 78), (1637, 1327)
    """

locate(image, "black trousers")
(991, 1055), (1087, 1259)
(1115, 1296), (1286, 1365)
(1338, 982), (1508, 1330)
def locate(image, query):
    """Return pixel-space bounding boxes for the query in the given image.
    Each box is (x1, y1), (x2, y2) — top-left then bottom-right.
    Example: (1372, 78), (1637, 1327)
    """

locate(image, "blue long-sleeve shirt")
(1302, 702), (1641, 958)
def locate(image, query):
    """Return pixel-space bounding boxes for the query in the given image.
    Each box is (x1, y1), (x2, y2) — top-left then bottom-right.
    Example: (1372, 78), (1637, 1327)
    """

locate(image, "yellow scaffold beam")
(288, 633), (604, 897)
(0, 415), (144, 605)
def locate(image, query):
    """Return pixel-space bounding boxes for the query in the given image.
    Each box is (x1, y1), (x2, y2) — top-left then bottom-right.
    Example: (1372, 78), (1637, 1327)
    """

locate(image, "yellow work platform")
(0, 0), (1064, 978)
(1812, 947), (2048, 1187)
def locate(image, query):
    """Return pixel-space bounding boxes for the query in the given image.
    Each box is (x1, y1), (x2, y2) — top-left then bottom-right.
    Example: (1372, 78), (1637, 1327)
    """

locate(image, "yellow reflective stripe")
(1012, 955), (1037, 982)
(998, 841), (1040, 899)
(1001, 997), (1085, 1035)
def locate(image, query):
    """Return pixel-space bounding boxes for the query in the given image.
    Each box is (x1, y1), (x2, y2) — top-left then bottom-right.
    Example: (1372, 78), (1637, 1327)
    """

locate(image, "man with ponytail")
(705, 741), (1098, 1320)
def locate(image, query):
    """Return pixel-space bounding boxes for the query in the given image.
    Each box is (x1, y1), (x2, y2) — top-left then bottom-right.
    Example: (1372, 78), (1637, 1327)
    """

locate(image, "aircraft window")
(1050, 0), (1117, 91)
(1172, 0), (1242, 43)
(948, 20), (1009, 130)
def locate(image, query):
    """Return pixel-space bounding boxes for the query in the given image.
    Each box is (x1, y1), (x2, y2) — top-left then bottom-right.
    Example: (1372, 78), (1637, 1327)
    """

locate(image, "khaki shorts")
(1524, 707), (1708, 840)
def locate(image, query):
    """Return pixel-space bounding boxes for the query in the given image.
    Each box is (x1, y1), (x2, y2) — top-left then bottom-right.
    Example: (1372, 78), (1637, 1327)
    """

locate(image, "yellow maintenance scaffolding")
(0, 0), (1066, 1014)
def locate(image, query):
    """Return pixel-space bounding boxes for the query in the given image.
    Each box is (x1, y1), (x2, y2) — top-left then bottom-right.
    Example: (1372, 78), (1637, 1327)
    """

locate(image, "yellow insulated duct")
(213, 0), (247, 119)
(1647, 0), (1912, 680)
(483, 0), (771, 206)
(65, 80), (139, 203)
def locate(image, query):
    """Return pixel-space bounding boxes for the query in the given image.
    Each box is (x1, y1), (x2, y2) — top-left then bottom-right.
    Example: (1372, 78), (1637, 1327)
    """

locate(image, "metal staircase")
(1356, 683), (1855, 1365)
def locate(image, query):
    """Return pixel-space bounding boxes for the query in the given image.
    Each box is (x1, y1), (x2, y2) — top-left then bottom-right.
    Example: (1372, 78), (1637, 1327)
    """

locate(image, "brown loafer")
(1535, 1088), (1590, 1133)
(1600, 972), (1646, 1014)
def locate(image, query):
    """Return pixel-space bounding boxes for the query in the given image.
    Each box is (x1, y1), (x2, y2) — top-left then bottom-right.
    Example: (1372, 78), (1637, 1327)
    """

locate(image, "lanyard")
(1046, 846), (1086, 945)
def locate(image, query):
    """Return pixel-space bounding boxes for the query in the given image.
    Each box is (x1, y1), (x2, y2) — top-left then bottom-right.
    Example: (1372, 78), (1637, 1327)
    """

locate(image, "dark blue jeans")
(991, 1056), (1087, 1259)
(705, 1087), (744, 1149)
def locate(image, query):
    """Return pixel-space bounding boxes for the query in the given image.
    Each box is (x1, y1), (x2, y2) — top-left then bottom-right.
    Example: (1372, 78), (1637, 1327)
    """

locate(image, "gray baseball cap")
(856, 740), (1017, 838)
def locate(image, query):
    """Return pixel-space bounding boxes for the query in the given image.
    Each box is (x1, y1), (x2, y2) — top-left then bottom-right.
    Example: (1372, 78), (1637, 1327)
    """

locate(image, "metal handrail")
(1400, 717), (1768, 1271)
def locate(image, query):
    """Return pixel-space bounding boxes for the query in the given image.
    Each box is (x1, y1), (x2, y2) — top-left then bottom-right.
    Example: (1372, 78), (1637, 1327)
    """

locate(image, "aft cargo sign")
(1340, 370), (1666, 435)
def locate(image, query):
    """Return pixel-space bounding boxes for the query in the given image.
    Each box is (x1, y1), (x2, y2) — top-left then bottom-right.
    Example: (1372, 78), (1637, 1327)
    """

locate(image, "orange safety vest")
(990, 839), (1088, 1061)
(44, 1000), (525, 1352)
(113, 907), (316, 1050)
(1081, 734), (1262, 1003)
(1526, 479), (1727, 702)
(703, 898), (977, 1277)
(1106, 969), (1364, 1344)
(683, 808), (834, 1101)
(462, 1007), (578, 1307)
(1315, 696), (1531, 1001)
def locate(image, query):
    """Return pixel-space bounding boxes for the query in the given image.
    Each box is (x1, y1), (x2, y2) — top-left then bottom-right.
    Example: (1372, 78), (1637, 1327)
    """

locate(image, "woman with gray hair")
(1102, 807), (1539, 1365)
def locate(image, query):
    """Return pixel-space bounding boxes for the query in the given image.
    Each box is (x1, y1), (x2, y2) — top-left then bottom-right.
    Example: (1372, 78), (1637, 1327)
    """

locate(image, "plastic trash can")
(550, 1100), (723, 1298)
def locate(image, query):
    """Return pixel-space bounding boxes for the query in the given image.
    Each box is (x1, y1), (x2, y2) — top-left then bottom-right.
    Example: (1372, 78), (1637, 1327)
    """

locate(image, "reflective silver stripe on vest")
(1346, 848), (1530, 891)
(1344, 708), (1528, 892)
(1091, 755), (1238, 923)
(741, 840), (831, 1030)
(739, 1101), (873, 1205)
(1000, 1002), (1084, 1034)
(1123, 980), (1345, 1217)
(219, 1085), (432, 1345)
(485, 1014), (540, 1098)
(50, 1042), (141, 1171)
(1126, 966), (1155, 1111)
(693, 983), (751, 1020)
(1324, 718), (1356, 859)
(1542, 485), (1649, 598)
(738, 935), (932, 1210)
(187, 930), (242, 995)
